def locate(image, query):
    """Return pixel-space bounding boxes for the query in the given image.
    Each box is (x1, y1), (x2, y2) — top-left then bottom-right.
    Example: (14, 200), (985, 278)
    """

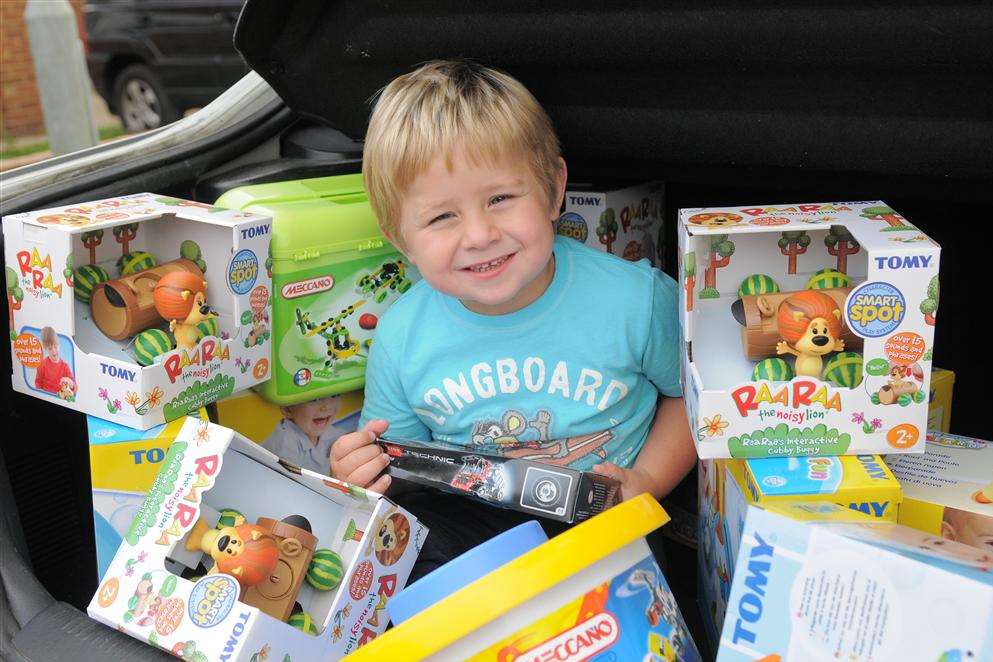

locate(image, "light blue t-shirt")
(359, 236), (682, 471)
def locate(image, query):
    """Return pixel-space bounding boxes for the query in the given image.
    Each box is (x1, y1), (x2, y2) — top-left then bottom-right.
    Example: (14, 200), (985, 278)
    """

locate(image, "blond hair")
(363, 60), (562, 246)
(41, 326), (56, 346)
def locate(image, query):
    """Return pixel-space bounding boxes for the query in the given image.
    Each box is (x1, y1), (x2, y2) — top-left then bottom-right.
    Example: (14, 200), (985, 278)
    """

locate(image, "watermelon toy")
(306, 548), (344, 591)
(215, 508), (244, 529)
(738, 274), (779, 298)
(133, 328), (173, 366)
(752, 358), (794, 382)
(806, 268), (851, 290)
(288, 611), (319, 635)
(197, 317), (220, 339)
(119, 251), (158, 276)
(822, 352), (863, 388)
(74, 264), (109, 303)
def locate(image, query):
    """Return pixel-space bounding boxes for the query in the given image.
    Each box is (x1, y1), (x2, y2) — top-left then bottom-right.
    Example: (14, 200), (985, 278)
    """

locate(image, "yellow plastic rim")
(345, 493), (669, 661)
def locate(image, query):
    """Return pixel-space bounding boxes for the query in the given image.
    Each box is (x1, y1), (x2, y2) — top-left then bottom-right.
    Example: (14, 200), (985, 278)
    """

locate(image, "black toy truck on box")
(379, 437), (621, 523)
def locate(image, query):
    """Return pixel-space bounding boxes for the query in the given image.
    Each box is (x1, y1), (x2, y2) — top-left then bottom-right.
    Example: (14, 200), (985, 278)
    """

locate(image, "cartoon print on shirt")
(471, 408), (614, 467)
(471, 409), (552, 446)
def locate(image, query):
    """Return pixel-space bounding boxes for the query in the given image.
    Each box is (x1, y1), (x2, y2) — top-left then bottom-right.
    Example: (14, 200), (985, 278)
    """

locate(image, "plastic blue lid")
(387, 520), (547, 625)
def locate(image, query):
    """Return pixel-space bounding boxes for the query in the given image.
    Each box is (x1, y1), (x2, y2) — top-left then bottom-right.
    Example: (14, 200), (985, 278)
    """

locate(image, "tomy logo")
(100, 363), (136, 382)
(874, 254), (933, 270)
(568, 194), (603, 206)
(731, 533), (774, 645)
(240, 223), (270, 239)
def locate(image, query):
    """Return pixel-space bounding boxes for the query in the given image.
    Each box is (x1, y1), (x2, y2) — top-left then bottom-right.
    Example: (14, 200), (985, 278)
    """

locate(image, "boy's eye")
(428, 212), (453, 225)
(489, 194), (511, 205)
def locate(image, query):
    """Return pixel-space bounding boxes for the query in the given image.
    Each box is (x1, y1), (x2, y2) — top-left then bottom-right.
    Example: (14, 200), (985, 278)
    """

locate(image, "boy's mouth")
(462, 253), (515, 275)
(312, 416), (331, 428)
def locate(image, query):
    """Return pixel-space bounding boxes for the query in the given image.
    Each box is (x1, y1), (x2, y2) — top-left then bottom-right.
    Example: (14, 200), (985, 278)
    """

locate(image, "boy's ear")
(551, 157), (568, 220)
(279, 405), (294, 419)
(940, 519), (957, 541)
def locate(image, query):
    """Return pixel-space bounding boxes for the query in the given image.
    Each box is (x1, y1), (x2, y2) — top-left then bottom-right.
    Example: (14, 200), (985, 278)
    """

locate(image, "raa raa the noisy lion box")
(88, 417), (426, 660)
(4, 193), (273, 429)
(677, 201), (939, 459)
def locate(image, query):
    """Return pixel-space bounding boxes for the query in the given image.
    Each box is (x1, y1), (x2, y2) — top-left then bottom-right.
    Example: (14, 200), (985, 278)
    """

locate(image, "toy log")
(90, 258), (203, 340)
(241, 516), (317, 622)
(731, 287), (863, 361)
(877, 380), (919, 405)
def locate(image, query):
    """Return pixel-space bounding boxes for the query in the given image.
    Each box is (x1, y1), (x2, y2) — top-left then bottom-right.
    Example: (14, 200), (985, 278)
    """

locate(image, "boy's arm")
(594, 396), (696, 500)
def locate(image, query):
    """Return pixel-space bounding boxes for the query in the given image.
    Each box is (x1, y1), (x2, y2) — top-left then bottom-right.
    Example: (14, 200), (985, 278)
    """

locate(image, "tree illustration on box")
(342, 519), (364, 543)
(921, 275), (939, 326)
(700, 235), (734, 299)
(824, 226), (860, 274)
(684, 252), (696, 311)
(7, 266), (24, 342)
(778, 231), (810, 275)
(596, 208), (618, 253)
(63, 254), (73, 288)
(113, 223), (139, 257)
(81, 229), (104, 265)
(861, 205), (915, 232)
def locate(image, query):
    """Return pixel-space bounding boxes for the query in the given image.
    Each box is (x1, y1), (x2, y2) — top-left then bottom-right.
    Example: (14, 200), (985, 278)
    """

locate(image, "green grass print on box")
(216, 174), (418, 405)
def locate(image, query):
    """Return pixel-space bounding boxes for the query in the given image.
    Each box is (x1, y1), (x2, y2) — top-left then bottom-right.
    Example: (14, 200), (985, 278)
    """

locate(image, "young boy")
(331, 60), (696, 577)
(261, 395), (349, 475)
(34, 326), (75, 396)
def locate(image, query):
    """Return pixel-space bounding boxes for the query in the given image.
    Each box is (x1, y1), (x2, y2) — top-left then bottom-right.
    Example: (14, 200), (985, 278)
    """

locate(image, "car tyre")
(112, 63), (179, 132)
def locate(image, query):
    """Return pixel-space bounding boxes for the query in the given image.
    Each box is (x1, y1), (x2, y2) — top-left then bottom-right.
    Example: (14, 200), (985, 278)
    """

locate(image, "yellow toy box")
(697, 454), (901, 648)
(887, 431), (993, 555)
(927, 367), (955, 432)
(89, 410), (207, 580)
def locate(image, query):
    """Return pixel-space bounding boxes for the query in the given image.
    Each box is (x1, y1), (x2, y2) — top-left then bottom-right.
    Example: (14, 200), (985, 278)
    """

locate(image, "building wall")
(1, 0), (87, 139)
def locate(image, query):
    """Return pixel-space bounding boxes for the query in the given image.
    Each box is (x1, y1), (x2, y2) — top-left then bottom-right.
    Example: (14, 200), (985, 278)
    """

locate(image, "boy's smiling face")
(44, 340), (59, 361)
(397, 148), (566, 315)
(282, 395), (341, 444)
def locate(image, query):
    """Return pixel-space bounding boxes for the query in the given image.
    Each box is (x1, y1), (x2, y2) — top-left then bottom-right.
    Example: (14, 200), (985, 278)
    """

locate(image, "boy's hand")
(592, 461), (655, 502)
(331, 419), (392, 493)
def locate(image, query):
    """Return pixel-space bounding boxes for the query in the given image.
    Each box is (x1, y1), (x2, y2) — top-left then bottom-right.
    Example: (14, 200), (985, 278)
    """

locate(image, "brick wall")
(1, 0), (86, 139)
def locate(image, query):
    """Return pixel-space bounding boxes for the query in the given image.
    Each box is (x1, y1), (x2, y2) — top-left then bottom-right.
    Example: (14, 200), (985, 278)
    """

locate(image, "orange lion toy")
(199, 523), (279, 587)
(775, 290), (845, 377)
(153, 271), (216, 351)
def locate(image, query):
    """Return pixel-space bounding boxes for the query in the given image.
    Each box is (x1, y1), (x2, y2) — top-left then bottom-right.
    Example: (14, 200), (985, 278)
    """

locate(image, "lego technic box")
(380, 437), (621, 523)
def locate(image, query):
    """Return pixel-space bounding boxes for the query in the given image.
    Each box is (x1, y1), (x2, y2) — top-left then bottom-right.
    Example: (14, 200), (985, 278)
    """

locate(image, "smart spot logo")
(555, 212), (589, 243)
(228, 249), (259, 295)
(845, 282), (905, 338)
(189, 575), (238, 628)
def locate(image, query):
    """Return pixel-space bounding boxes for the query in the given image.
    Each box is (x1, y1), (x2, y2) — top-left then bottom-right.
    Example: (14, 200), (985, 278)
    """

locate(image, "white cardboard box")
(556, 181), (666, 268)
(4, 194), (274, 428)
(87, 417), (426, 660)
(717, 502), (993, 661)
(678, 201), (939, 458)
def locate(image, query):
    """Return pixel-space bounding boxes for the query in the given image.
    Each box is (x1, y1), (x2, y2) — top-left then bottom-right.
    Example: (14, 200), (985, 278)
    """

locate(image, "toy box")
(380, 437), (621, 524)
(215, 175), (419, 405)
(887, 431), (993, 554)
(678, 201), (940, 458)
(88, 417), (426, 660)
(352, 495), (701, 662)
(716, 502), (993, 661)
(89, 411), (208, 580)
(555, 181), (666, 268)
(4, 193), (274, 429)
(697, 454), (901, 648)
(928, 367), (955, 432)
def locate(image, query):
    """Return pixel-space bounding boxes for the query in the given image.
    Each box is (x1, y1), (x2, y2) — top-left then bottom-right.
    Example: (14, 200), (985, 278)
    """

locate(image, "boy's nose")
(460, 210), (500, 249)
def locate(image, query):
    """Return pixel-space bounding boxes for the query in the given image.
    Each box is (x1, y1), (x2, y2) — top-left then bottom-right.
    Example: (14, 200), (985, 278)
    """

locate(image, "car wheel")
(112, 64), (179, 132)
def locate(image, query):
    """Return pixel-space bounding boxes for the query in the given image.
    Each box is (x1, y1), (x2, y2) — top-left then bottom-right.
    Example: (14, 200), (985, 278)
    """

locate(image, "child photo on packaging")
(32, 326), (76, 400)
(261, 394), (352, 476)
(941, 507), (993, 553)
